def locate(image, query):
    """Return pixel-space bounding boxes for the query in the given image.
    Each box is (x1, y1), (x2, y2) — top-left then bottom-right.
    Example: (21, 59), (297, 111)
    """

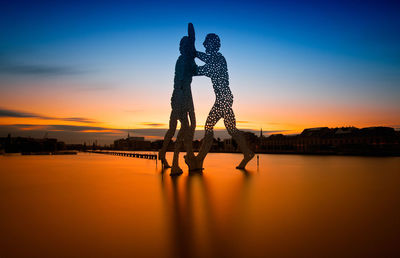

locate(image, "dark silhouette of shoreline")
(109, 126), (400, 157)
(255, 126), (400, 156)
(1, 126), (399, 156)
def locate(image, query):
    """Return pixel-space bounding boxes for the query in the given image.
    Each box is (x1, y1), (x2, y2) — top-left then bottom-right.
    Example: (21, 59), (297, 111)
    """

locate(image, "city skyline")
(1, 1), (400, 144)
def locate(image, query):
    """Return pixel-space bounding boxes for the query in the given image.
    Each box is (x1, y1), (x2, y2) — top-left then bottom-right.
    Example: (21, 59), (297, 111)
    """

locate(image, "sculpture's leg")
(185, 110), (196, 160)
(224, 108), (254, 169)
(184, 110), (202, 171)
(186, 105), (220, 171)
(171, 123), (184, 176)
(159, 111), (177, 168)
(197, 131), (214, 161)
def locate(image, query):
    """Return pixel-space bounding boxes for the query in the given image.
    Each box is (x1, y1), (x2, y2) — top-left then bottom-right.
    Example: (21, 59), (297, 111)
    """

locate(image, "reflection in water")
(1, 153), (399, 257)
(160, 168), (253, 258)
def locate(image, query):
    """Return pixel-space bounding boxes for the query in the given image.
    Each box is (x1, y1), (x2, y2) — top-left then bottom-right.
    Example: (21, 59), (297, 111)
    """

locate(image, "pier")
(86, 150), (157, 160)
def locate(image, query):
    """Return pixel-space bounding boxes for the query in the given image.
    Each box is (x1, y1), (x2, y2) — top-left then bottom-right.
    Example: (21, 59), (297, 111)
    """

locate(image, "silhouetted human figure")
(159, 23), (197, 176)
(186, 33), (254, 170)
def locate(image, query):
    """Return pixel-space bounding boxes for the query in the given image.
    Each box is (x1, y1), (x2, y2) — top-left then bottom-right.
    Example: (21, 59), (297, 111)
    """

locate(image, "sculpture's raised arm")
(188, 23), (195, 41)
(188, 23), (196, 59)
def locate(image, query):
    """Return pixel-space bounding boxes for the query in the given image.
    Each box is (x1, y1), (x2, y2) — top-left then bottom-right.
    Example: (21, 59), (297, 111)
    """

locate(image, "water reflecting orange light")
(0, 153), (399, 257)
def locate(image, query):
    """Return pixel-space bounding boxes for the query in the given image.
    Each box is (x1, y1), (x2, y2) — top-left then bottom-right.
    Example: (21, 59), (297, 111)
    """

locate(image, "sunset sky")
(1, 0), (399, 144)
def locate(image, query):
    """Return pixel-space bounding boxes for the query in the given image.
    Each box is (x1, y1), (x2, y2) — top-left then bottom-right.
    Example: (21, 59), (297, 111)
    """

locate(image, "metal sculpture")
(160, 24), (254, 175)
(186, 33), (254, 171)
(159, 23), (197, 176)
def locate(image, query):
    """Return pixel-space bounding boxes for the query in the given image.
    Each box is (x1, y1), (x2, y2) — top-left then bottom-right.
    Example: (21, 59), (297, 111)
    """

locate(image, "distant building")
(113, 134), (151, 150)
(0, 135), (65, 153)
(258, 126), (400, 155)
(223, 138), (235, 152)
(221, 131), (258, 152)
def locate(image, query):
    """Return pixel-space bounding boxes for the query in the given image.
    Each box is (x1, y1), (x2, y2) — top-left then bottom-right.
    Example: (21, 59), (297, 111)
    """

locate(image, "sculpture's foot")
(170, 166), (183, 176)
(236, 152), (255, 169)
(159, 154), (171, 168)
(184, 155), (204, 172)
(161, 159), (171, 168)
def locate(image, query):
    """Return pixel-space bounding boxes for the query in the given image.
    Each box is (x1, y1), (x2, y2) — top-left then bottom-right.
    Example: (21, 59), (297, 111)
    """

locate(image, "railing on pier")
(86, 150), (157, 160)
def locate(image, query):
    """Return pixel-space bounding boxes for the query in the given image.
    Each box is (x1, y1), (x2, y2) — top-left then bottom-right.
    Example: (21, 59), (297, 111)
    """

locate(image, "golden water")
(1, 153), (399, 257)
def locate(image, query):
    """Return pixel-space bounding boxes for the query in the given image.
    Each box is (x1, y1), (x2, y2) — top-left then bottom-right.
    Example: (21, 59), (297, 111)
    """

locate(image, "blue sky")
(1, 0), (399, 143)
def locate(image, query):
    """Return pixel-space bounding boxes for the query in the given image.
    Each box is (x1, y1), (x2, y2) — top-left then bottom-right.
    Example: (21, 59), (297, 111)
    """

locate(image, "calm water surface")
(0, 152), (399, 257)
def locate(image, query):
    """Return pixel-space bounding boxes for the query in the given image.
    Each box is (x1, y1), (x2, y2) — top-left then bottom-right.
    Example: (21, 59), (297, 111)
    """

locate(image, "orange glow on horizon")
(1, 80), (399, 142)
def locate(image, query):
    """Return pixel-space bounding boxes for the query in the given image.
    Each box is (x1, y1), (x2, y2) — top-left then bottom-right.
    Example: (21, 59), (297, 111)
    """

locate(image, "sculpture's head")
(203, 33), (220, 54)
(179, 36), (195, 57)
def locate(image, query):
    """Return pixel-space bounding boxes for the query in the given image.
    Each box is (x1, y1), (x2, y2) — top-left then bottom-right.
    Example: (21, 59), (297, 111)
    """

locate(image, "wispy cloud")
(139, 122), (167, 127)
(48, 125), (112, 132)
(0, 124), (125, 144)
(0, 109), (37, 118)
(3, 124), (121, 133)
(0, 108), (96, 123)
(62, 117), (96, 123)
(0, 62), (86, 76)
